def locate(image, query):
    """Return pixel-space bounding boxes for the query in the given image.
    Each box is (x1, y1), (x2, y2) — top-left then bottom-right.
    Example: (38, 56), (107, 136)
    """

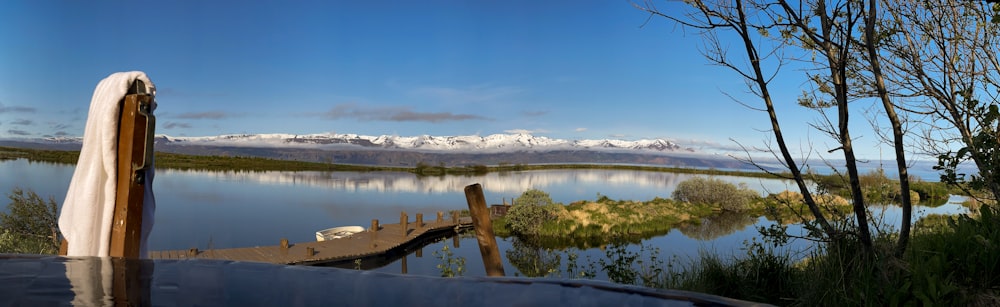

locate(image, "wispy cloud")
(175, 111), (228, 120)
(574, 127), (587, 132)
(323, 103), (490, 123)
(0, 103), (36, 114)
(164, 122), (193, 129)
(11, 119), (33, 126)
(49, 122), (71, 130)
(609, 134), (627, 138)
(410, 84), (522, 103)
(7, 129), (31, 136)
(679, 139), (769, 154)
(504, 129), (549, 135)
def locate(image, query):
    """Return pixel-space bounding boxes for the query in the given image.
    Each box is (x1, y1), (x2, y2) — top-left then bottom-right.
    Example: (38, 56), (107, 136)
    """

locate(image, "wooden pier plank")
(150, 218), (473, 266)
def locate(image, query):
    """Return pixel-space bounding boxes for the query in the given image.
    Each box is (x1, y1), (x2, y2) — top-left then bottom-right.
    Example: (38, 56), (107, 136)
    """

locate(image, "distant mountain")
(150, 133), (686, 153)
(4, 132), (753, 169)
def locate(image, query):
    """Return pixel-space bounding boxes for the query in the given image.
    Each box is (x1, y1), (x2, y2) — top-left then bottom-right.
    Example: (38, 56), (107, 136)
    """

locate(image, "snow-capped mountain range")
(142, 132), (687, 153)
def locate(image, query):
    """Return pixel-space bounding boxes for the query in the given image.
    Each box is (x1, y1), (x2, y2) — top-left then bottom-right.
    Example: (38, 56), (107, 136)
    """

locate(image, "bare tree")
(773, 0), (877, 252)
(635, 0), (930, 254)
(859, 0), (914, 254)
(880, 0), (1000, 202)
(631, 0), (841, 241)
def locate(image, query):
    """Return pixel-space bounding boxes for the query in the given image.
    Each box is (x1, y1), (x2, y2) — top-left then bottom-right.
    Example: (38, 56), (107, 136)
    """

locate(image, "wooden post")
(451, 211), (458, 224)
(280, 238), (289, 249)
(400, 211), (408, 236)
(187, 248), (198, 257)
(437, 211), (443, 223)
(108, 79), (156, 307)
(306, 247), (315, 257)
(464, 183), (505, 277)
(109, 85), (155, 259)
(370, 219), (379, 232)
(416, 213), (423, 229)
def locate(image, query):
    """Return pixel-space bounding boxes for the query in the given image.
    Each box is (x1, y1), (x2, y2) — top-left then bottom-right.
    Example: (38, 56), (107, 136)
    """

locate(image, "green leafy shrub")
(433, 245), (466, 277)
(506, 189), (556, 236)
(909, 180), (950, 202)
(0, 188), (59, 254)
(672, 177), (759, 211)
(907, 206), (1000, 304)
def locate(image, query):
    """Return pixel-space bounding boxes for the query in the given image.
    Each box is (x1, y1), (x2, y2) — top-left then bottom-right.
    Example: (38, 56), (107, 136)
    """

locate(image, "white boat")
(315, 226), (365, 241)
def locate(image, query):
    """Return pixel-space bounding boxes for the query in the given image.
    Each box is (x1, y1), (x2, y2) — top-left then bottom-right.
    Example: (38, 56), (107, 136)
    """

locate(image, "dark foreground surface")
(0, 254), (769, 306)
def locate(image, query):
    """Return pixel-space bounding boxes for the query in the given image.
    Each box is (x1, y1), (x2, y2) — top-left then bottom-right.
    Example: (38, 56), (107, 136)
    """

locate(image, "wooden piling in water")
(464, 183), (505, 277)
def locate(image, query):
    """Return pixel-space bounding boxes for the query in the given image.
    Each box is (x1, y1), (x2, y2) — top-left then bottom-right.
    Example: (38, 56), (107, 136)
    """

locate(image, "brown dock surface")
(149, 217), (472, 265)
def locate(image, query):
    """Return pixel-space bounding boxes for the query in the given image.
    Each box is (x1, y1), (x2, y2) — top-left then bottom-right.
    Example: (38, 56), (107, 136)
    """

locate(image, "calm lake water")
(0, 159), (967, 279)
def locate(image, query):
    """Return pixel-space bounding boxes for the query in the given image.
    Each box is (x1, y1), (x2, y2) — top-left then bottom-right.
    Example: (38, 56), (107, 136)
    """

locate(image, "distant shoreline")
(0, 146), (787, 179)
(0, 145), (958, 182)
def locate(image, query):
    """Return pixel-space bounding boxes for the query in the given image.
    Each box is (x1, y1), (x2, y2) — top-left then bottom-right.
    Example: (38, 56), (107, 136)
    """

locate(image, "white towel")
(58, 71), (157, 257)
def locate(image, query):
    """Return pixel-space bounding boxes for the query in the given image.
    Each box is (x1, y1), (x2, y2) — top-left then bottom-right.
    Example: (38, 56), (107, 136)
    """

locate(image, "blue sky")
(0, 1), (900, 159)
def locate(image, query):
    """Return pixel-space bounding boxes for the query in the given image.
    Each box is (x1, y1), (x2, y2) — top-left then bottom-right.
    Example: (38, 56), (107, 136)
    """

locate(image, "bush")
(507, 189), (556, 236)
(672, 177), (759, 211)
(0, 188), (60, 254)
(907, 206), (1000, 304)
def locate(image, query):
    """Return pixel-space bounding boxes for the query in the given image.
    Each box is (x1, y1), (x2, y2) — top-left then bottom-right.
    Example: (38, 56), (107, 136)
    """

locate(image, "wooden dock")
(150, 214), (473, 266)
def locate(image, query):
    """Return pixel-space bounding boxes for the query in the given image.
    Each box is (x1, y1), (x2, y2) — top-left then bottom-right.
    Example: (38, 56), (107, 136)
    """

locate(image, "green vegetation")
(505, 189), (557, 236)
(493, 178), (896, 247)
(542, 211), (1000, 306)
(663, 208), (1000, 306)
(672, 177), (758, 212)
(433, 245), (466, 277)
(487, 176), (997, 304)
(0, 188), (60, 254)
(494, 188), (717, 248)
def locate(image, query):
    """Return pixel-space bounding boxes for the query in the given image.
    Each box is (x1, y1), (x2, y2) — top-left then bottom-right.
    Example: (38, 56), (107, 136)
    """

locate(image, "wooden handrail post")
(400, 211), (408, 236)
(280, 238), (289, 249)
(464, 183), (505, 277)
(416, 213), (424, 229)
(370, 219), (379, 232)
(437, 211), (443, 223)
(109, 81), (155, 259)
